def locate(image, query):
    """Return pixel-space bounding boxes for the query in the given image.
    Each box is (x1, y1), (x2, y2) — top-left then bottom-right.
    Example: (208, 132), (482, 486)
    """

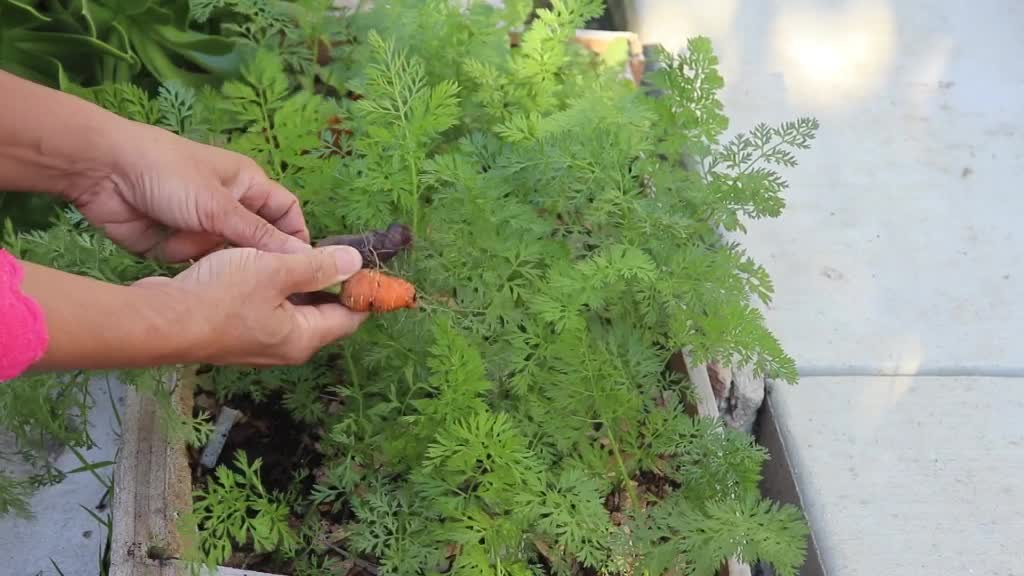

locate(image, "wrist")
(20, 263), (199, 372)
(127, 280), (212, 367)
(55, 113), (141, 204)
(0, 71), (133, 199)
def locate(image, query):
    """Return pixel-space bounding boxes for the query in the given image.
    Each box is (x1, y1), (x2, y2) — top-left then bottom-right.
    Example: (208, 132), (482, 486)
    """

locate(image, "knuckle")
(250, 218), (278, 245)
(200, 200), (226, 233)
(240, 156), (265, 177)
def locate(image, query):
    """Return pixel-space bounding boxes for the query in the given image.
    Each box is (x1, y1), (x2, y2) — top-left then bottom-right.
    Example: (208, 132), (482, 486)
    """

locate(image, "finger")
(132, 276), (173, 288)
(159, 231), (226, 263)
(292, 303), (370, 350)
(275, 246), (363, 296)
(103, 220), (169, 259)
(216, 200), (311, 254)
(240, 179), (311, 244)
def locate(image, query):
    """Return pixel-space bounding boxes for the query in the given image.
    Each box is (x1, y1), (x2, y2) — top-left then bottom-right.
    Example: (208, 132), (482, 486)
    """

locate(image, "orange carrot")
(340, 270), (417, 313)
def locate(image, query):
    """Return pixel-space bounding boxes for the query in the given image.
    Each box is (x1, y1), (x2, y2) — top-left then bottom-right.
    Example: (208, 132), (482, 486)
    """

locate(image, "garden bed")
(106, 27), (649, 576)
(103, 1), (820, 574)
(110, 361), (823, 576)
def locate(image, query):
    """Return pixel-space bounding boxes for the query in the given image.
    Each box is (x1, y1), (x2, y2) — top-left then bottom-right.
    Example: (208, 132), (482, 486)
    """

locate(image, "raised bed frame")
(108, 28), (821, 576)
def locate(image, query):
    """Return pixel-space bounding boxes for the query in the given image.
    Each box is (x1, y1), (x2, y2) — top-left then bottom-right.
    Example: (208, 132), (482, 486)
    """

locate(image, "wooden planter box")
(110, 366), (820, 576)
(108, 29), (816, 576)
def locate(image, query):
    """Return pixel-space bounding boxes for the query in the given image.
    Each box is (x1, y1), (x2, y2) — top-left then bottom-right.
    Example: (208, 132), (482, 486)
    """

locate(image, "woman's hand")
(70, 122), (311, 262)
(138, 246), (368, 366)
(0, 70), (309, 261)
(2, 71), (370, 373)
(22, 245), (368, 371)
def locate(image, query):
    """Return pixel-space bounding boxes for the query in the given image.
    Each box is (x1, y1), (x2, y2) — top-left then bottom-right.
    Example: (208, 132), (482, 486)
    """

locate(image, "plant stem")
(257, 86), (283, 180)
(344, 348), (365, 422)
(409, 155), (421, 237)
(605, 423), (639, 511)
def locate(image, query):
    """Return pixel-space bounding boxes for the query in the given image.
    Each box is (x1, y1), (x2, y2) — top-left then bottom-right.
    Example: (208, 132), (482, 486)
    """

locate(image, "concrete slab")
(0, 375), (125, 576)
(630, 0), (1024, 374)
(770, 377), (1024, 575)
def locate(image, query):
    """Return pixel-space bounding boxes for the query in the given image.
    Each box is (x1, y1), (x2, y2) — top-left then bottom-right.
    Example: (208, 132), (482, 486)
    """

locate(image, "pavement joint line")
(796, 368), (1024, 378)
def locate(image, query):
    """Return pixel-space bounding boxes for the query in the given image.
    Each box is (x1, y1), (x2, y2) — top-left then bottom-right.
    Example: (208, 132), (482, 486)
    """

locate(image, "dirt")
(189, 393), (325, 575)
(192, 393), (321, 494)
(186, 390), (722, 576)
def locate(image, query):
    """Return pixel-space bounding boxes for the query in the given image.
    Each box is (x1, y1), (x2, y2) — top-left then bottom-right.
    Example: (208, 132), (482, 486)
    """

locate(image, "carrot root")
(317, 223), (413, 268)
(341, 269), (417, 313)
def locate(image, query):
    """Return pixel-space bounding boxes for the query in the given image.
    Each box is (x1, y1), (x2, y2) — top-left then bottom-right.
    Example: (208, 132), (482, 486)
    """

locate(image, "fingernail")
(328, 245), (363, 275)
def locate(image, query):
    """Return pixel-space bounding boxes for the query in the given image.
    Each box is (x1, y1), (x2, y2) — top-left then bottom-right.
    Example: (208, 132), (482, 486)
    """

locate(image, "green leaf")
(153, 25), (242, 76)
(78, 503), (112, 529)
(0, 0), (51, 29)
(187, 0), (225, 23)
(0, 52), (62, 88)
(104, 0), (153, 17)
(71, 0), (99, 37)
(65, 460), (115, 475)
(8, 31), (134, 63)
(129, 30), (210, 86)
(599, 36), (629, 68)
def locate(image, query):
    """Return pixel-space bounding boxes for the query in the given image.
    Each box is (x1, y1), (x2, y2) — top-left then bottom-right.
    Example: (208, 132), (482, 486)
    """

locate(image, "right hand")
(69, 121), (312, 263)
(134, 245), (368, 366)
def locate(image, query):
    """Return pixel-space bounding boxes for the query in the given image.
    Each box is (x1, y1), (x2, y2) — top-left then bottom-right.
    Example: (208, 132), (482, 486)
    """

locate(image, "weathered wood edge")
(683, 362), (825, 576)
(111, 368), (196, 576)
(679, 352), (753, 576)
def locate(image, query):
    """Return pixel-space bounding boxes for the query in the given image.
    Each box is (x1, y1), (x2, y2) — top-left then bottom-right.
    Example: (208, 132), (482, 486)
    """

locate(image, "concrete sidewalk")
(0, 376), (124, 576)
(771, 377), (1024, 574)
(634, 0), (1024, 375)
(632, 1), (1024, 574)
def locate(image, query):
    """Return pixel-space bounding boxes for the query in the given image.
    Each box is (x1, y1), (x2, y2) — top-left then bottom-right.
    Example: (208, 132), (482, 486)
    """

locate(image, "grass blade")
(65, 445), (112, 490)
(79, 503), (111, 529)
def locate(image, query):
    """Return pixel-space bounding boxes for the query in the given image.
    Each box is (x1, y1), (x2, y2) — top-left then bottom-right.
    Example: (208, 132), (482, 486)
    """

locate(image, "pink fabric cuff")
(0, 249), (48, 381)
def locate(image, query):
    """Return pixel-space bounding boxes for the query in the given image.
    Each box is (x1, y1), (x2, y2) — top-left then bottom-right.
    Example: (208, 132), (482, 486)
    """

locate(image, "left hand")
(69, 120), (311, 261)
(132, 245), (368, 366)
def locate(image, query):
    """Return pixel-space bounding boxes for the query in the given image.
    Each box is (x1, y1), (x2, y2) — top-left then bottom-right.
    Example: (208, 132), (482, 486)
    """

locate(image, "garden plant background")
(0, 1), (818, 575)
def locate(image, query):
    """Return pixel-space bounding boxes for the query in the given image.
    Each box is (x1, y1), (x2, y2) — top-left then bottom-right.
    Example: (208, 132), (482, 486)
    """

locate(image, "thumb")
(216, 200), (311, 254)
(277, 245), (363, 295)
(132, 276), (173, 288)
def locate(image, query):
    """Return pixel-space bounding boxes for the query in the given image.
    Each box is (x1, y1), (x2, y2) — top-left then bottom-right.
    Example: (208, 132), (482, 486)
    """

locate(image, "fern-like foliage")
(640, 493), (808, 576)
(0, 472), (33, 518)
(188, 452), (299, 570)
(3, 0), (819, 574)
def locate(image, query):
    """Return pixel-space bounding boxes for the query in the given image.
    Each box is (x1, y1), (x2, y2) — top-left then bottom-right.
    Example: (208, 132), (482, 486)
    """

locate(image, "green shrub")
(5, 0), (818, 574)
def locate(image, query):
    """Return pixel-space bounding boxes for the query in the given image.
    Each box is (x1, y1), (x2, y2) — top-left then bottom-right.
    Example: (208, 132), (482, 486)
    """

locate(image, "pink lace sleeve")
(0, 249), (48, 381)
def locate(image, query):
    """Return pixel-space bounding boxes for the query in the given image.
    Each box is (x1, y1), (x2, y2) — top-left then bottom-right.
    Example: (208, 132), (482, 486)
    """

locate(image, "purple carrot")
(316, 223), (413, 268)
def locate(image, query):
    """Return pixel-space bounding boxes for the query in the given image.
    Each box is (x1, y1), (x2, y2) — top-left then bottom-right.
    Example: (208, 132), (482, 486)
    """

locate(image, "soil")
(192, 393), (321, 494)
(184, 376), (755, 576)
(189, 393), (325, 575)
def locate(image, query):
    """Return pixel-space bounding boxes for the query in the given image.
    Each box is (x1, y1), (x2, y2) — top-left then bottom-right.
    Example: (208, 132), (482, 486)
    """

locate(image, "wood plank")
(681, 351), (721, 419)
(681, 352), (755, 576)
(111, 378), (141, 575)
(111, 369), (195, 576)
(726, 558), (753, 576)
